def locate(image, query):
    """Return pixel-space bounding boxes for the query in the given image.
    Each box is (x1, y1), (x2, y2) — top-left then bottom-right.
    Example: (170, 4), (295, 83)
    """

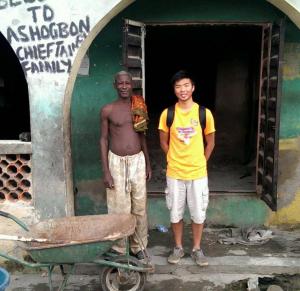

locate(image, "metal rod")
(0, 251), (51, 268)
(48, 266), (54, 291)
(58, 264), (75, 291)
(134, 230), (151, 264)
(93, 259), (153, 272)
(0, 210), (29, 231)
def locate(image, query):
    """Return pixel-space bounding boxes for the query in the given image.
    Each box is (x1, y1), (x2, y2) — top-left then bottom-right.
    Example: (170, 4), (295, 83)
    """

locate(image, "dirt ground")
(5, 225), (300, 290)
(148, 224), (299, 259)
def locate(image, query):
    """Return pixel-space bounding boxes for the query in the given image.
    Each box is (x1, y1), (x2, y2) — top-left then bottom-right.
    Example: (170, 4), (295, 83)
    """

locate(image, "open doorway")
(144, 24), (262, 193)
(123, 20), (284, 210)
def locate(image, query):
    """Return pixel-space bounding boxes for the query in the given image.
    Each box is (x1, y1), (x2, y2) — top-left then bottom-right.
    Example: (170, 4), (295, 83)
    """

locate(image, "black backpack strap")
(168, 104), (206, 129)
(199, 106), (206, 146)
(166, 105), (175, 128)
(199, 106), (206, 131)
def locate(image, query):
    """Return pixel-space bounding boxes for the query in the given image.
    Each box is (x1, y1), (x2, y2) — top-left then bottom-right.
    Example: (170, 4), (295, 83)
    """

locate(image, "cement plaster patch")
(227, 249), (248, 256)
(277, 145), (300, 208)
(0, 142), (32, 155)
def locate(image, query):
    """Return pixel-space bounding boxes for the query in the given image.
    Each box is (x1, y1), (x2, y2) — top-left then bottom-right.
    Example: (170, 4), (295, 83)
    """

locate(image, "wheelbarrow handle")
(0, 250), (51, 268)
(0, 211), (29, 231)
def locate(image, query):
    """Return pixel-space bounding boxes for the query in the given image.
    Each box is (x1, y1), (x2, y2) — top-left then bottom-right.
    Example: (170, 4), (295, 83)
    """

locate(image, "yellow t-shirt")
(158, 103), (215, 180)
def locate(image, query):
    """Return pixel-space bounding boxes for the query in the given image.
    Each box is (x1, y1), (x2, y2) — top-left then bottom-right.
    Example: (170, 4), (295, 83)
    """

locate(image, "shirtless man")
(100, 71), (151, 259)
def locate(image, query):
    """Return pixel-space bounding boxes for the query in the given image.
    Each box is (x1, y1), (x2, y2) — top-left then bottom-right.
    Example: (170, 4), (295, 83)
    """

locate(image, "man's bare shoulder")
(101, 102), (114, 117)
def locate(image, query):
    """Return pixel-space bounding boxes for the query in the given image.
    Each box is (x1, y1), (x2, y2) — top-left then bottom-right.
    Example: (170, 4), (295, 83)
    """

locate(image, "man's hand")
(146, 165), (152, 181)
(159, 130), (169, 155)
(103, 172), (114, 189)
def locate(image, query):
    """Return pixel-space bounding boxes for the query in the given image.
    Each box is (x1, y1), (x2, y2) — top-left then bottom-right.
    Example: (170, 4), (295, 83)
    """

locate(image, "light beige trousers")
(106, 150), (148, 254)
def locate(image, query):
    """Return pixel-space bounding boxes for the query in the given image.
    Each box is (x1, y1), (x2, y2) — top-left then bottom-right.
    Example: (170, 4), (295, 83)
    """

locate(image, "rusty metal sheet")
(20, 214), (136, 250)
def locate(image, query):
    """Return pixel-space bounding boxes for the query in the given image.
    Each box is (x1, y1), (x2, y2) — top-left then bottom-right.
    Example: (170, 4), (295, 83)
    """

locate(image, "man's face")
(114, 74), (133, 99)
(174, 78), (194, 102)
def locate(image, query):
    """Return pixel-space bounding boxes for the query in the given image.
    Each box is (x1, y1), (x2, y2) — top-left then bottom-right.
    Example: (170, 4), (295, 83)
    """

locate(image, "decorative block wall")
(0, 154), (32, 203)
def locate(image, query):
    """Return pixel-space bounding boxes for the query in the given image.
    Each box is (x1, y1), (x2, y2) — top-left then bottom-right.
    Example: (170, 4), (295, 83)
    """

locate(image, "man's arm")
(100, 105), (114, 189)
(140, 134), (152, 181)
(204, 132), (215, 161)
(159, 130), (169, 155)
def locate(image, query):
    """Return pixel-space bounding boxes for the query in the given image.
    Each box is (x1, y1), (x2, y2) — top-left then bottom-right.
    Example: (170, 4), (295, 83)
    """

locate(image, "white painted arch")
(267, 0), (300, 29)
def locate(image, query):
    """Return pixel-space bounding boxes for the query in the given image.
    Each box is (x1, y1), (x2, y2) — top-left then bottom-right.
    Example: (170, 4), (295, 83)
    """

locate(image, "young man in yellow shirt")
(158, 70), (215, 266)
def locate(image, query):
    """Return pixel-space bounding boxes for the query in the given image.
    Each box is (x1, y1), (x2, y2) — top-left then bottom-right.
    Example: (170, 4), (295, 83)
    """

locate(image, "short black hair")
(171, 70), (195, 86)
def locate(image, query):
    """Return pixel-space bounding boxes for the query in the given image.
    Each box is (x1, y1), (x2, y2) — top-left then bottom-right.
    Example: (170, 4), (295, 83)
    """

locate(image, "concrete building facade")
(1, 0), (300, 242)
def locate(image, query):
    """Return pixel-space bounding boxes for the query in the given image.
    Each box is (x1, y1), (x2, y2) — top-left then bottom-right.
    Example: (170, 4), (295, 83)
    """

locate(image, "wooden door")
(123, 19), (145, 96)
(257, 21), (285, 211)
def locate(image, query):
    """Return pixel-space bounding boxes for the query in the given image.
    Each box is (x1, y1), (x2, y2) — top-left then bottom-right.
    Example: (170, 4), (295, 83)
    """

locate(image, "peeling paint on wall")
(268, 138), (300, 224)
(277, 138), (300, 207)
(283, 43), (300, 80)
(268, 191), (300, 225)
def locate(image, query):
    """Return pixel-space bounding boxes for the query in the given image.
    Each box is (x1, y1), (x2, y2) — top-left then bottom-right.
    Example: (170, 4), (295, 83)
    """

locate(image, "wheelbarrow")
(0, 211), (153, 291)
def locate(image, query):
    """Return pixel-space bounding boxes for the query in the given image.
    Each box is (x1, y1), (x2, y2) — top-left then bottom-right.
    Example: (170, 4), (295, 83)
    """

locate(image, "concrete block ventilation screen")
(0, 154), (32, 203)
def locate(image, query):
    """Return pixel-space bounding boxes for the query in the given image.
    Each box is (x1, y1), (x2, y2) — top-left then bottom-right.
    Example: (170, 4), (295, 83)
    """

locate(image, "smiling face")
(114, 73), (133, 99)
(174, 78), (195, 103)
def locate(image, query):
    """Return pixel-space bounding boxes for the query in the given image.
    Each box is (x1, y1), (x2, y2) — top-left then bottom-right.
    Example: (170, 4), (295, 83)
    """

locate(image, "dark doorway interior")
(145, 24), (262, 193)
(0, 33), (30, 140)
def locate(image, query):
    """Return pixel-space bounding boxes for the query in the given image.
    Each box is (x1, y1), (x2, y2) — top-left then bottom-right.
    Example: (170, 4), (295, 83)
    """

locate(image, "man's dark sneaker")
(134, 250), (145, 260)
(168, 247), (184, 264)
(191, 249), (208, 266)
(130, 250), (145, 260)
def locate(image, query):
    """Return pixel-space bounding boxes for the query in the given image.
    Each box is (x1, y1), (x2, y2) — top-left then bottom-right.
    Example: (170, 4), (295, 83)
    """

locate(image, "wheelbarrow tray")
(18, 214), (136, 264)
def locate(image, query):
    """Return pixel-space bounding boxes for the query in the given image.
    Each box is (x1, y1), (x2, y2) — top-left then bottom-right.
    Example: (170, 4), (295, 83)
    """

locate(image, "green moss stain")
(123, 0), (285, 23)
(281, 80), (300, 138)
(207, 196), (269, 226)
(75, 196), (107, 216)
(147, 198), (170, 228)
(147, 195), (269, 227)
(71, 38), (123, 181)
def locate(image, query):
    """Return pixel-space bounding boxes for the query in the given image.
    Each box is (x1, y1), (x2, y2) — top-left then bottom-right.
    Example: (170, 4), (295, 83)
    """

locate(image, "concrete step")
(152, 255), (300, 275)
(71, 254), (300, 277)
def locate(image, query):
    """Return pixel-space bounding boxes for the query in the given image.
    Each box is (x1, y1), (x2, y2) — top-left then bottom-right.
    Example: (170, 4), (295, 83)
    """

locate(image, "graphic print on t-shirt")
(176, 118), (199, 145)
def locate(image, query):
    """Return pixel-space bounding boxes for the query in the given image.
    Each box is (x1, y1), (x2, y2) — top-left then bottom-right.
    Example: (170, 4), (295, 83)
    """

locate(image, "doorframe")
(124, 20), (283, 210)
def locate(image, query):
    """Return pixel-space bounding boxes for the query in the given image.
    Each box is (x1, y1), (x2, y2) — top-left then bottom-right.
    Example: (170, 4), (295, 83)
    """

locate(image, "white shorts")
(166, 176), (209, 224)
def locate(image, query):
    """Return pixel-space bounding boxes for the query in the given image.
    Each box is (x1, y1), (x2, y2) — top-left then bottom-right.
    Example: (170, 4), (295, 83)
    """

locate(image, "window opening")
(0, 32), (30, 140)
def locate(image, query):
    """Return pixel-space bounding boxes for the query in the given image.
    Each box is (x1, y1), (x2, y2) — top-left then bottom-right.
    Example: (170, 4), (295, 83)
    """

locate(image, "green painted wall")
(71, 0), (300, 225)
(281, 80), (300, 138)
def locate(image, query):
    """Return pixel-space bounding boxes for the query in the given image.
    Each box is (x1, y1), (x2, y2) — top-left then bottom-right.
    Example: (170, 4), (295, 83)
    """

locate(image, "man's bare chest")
(109, 109), (132, 127)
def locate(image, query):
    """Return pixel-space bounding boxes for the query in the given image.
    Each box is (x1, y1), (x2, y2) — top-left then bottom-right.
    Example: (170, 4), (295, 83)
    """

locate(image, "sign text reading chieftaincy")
(5, 1), (90, 75)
